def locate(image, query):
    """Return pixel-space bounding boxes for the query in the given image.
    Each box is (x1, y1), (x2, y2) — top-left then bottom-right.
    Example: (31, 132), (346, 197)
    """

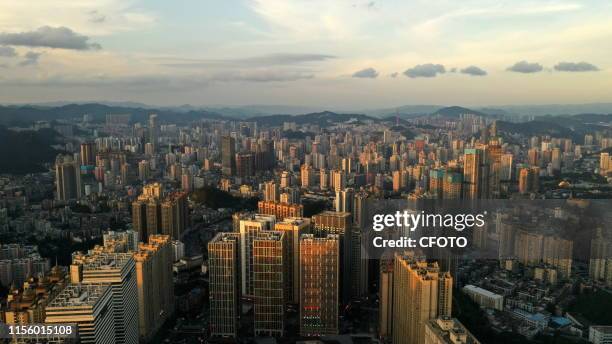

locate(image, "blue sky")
(0, 0), (611, 108)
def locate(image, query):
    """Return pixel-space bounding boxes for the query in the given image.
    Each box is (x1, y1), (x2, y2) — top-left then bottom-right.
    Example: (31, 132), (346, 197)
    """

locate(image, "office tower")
(299, 234), (339, 337)
(253, 231), (285, 337)
(208, 233), (241, 338)
(301, 164), (314, 188)
(263, 181), (280, 202)
(103, 230), (140, 252)
(80, 141), (96, 167)
(392, 252), (453, 344)
(518, 167), (539, 194)
(221, 136), (236, 176)
(312, 211), (353, 304)
(239, 214), (276, 297)
(55, 154), (81, 201)
(379, 256), (394, 339)
(463, 148), (486, 199)
(443, 171), (462, 199)
(134, 235), (174, 341)
(71, 250), (139, 344)
(46, 284), (116, 344)
(161, 191), (189, 239)
(335, 188), (354, 215)
(275, 217), (311, 304)
(429, 169), (445, 198)
(148, 114), (158, 151)
(424, 317), (480, 344)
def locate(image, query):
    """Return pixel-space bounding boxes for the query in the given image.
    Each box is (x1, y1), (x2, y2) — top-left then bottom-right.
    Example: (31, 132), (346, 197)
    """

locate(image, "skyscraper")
(299, 234), (339, 337)
(263, 181), (279, 202)
(55, 154), (81, 201)
(161, 191), (189, 239)
(71, 250), (139, 344)
(80, 141), (96, 167)
(253, 231), (285, 337)
(463, 148), (486, 199)
(148, 114), (159, 151)
(239, 214), (276, 297)
(134, 235), (174, 341)
(208, 232), (241, 338)
(392, 252), (453, 344)
(46, 283), (116, 344)
(221, 135), (236, 176)
(275, 217), (311, 304)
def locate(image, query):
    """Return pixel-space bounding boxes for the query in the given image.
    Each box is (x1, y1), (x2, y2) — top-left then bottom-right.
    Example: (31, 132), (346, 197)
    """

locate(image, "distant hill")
(0, 126), (63, 174)
(248, 111), (379, 126)
(0, 103), (227, 126)
(432, 106), (492, 118)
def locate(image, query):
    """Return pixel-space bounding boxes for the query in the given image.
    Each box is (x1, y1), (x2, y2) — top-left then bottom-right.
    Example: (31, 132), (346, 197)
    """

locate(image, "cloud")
(19, 51), (41, 66)
(507, 61), (543, 73)
(554, 61), (599, 72)
(390, 72), (399, 78)
(0, 46), (17, 57)
(352, 67), (378, 78)
(211, 70), (314, 82)
(460, 65), (487, 76)
(0, 26), (101, 50)
(404, 63), (445, 78)
(89, 10), (107, 24)
(162, 53), (335, 68)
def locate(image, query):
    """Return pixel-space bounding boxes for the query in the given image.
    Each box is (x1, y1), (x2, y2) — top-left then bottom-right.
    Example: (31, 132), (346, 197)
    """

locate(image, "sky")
(0, 0), (611, 109)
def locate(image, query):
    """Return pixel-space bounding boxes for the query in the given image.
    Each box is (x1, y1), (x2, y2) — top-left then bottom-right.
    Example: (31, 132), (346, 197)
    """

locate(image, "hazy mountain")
(248, 111), (379, 126)
(0, 103), (227, 126)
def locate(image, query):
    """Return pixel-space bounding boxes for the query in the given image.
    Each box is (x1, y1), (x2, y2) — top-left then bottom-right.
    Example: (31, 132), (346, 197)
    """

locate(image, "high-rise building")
(589, 228), (612, 287)
(222, 136), (236, 176)
(46, 283), (116, 344)
(133, 235), (174, 341)
(235, 153), (254, 177)
(80, 142), (96, 167)
(148, 114), (159, 151)
(208, 233), (241, 338)
(443, 171), (462, 199)
(239, 214), (276, 297)
(600, 153), (611, 176)
(263, 181), (280, 202)
(463, 148), (487, 199)
(379, 256), (394, 339)
(161, 191), (189, 239)
(55, 154), (81, 201)
(429, 169), (445, 198)
(518, 167), (539, 194)
(301, 164), (314, 188)
(424, 317), (480, 344)
(275, 217), (311, 304)
(253, 231), (285, 337)
(392, 252), (453, 344)
(71, 249), (139, 344)
(257, 201), (303, 221)
(312, 211), (354, 304)
(299, 234), (339, 337)
(335, 188), (354, 216)
(103, 230), (140, 252)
